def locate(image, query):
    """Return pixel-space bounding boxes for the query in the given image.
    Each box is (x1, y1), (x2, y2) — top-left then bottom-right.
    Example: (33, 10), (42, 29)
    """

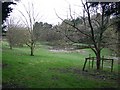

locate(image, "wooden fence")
(82, 55), (114, 72)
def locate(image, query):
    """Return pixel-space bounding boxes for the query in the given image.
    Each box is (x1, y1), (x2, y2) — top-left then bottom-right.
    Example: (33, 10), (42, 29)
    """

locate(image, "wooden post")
(111, 59), (114, 72)
(101, 56), (104, 70)
(89, 54), (91, 69)
(82, 58), (87, 71)
(92, 57), (94, 68)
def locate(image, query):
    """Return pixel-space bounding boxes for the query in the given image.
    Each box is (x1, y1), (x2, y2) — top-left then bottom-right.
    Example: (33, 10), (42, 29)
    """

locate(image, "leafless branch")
(55, 10), (91, 37)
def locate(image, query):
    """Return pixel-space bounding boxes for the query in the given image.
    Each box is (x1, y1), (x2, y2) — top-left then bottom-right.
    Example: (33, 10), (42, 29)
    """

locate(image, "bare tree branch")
(55, 10), (91, 38)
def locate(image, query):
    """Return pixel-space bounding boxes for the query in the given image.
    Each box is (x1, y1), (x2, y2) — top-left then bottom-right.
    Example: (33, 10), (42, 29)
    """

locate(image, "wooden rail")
(82, 55), (114, 72)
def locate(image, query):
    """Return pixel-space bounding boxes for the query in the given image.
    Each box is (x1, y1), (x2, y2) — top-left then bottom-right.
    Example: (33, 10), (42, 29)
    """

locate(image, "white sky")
(9, 0), (83, 26)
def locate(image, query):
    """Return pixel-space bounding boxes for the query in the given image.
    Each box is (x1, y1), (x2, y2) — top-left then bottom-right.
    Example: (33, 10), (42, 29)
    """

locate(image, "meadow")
(2, 41), (119, 88)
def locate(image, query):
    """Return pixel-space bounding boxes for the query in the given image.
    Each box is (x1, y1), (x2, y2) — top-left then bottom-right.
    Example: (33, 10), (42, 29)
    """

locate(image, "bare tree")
(6, 17), (20, 49)
(6, 17), (30, 49)
(17, 1), (41, 56)
(56, 1), (115, 70)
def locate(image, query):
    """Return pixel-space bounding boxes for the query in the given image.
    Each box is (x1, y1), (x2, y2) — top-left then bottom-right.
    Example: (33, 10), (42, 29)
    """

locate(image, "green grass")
(2, 42), (119, 88)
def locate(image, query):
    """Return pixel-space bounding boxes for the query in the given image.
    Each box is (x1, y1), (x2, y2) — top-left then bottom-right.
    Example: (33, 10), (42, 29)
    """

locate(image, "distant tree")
(34, 22), (59, 42)
(103, 27), (118, 56)
(6, 18), (29, 49)
(6, 27), (29, 49)
(33, 22), (66, 47)
(59, 19), (89, 44)
(33, 22), (43, 41)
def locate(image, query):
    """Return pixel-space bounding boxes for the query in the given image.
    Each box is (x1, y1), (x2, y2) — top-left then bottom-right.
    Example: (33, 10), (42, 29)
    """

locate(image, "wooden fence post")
(111, 59), (114, 72)
(92, 57), (94, 68)
(82, 58), (87, 71)
(89, 54), (91, 69)
(101, 56), (104, 70)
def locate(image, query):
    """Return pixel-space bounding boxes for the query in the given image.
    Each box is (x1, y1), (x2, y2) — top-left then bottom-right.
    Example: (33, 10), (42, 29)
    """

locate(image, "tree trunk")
(91, 48), (101, 70)
(96, 50), (101, 70)
(30, 46), (34, 56)
(10, 45), (12, 49)
(9, 43), (12, 49)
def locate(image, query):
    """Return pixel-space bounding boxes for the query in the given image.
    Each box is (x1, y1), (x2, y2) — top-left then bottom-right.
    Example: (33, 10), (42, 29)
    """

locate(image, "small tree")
(56, 1), (114, 70)
(6, 17), (19, 49)
(18, 1), (41, 56)
(6, 18), (29, 49)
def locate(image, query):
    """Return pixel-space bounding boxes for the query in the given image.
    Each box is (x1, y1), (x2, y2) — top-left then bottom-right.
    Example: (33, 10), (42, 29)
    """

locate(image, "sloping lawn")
(2, 42), (119, 88)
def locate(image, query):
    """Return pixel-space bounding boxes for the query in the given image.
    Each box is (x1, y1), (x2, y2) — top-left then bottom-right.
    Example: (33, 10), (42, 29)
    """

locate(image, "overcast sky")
(9, 0), (83, 25)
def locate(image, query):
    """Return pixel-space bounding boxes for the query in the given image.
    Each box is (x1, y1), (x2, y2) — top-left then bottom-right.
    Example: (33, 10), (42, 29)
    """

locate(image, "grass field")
(2, 41), (119, 88)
